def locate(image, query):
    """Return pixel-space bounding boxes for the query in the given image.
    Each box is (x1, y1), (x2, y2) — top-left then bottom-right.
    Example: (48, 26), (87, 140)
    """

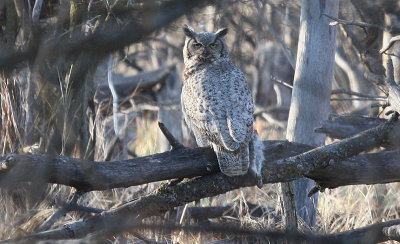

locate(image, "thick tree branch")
(316, 57), (400, 140)
(306, 151), (400, 189)
(386, 58), (400, 115)
(327, 219), (400, 244)
(0, 0), (210, 70)
(12, 215), (400, 244)
(0, 146), (219, 191)
(0, 118), (399, 193)
(315, 115), (385, 139)
(0, 118), (399, 241)
(382, 224), (400, 241)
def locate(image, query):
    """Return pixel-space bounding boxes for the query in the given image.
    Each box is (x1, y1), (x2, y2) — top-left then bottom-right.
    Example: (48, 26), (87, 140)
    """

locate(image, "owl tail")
(213, 131), (264, 188)
(212, 143), (249, 177)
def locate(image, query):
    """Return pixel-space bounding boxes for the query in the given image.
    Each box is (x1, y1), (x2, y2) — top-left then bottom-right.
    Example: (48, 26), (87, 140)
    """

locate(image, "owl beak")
(197, 48), (212, 62)
(202, 48), (209, 57)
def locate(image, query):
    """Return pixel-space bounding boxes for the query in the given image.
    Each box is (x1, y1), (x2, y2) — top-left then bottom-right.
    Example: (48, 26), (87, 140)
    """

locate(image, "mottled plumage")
(181, 25), (263, 185)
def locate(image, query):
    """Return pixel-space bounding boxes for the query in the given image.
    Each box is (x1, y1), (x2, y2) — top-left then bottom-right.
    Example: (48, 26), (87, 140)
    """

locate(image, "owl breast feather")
(182, 61), (254, 150)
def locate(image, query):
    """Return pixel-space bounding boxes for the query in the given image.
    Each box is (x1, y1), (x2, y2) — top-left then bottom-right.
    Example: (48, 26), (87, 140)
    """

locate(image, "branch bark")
(0, 118), (399, 192)
(0, 117), (399, 241)
(283, 0), (339, 227)
(314, 115), (386, 139)
(306, 151), (400, 189)
(382, 224), (400, 241)
(14, 209), (400, 244)
(386, 58), (400, 116)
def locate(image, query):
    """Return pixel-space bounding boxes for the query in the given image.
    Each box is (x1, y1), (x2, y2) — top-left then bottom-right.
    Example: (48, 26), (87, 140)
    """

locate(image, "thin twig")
(68, 204), (104, 214)
(124, 102), (180, 113)
(254, 105), (290, 116)
(264, 21), (296, 69)
(380, 35), (400, 54)
(385, 57), (396, 86)
(108, 54), (121, 138)
(273, 72), (385, 106)
(148, 37), (181, 53)
(363, 70), (386, 87)
(271, 76), (293, 89)
(261, 113), (286, 129)
(331, 88), (386, 99)
(158, 122), (183, 149)
(371, 102), (388, 108)
(362, 69), (388, 96)
(323, 14), (385, 30)
(32, 0), (44, 23)
(129, 231), (157, 244)
(330, 97), (387, 101)
(36, 191), (85, 232)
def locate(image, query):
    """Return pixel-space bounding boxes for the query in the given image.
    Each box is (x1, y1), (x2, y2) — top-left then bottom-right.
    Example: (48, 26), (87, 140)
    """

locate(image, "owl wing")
(182, 84), (225, 147)
(182, 66), (253, 151)
(226, 68), (254, 144)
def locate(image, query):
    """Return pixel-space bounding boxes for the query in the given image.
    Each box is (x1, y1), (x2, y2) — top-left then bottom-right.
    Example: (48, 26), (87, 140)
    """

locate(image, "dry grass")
(131, 116), (163, 157)
(107, 119), (400, 243)
(1, 115), (396, 243)
(0, 1), (396, 243)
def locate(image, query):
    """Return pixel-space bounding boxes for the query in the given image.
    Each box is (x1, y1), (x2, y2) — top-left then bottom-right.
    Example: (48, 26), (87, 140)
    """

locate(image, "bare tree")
(1, 0), (400, 242)
(281, 0), (339, 229)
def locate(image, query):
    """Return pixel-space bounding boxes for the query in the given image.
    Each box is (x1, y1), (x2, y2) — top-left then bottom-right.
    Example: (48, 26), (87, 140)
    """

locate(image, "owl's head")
(183, 24), (229, 67)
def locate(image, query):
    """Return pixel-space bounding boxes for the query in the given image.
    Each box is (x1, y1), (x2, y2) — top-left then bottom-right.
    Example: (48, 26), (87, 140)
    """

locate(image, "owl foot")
(249, 167), (263, 188)
(168, 178), (184, 186)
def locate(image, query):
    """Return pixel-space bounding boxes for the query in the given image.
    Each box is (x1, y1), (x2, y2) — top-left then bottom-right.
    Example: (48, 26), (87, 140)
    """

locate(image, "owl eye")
(193, 43), (202, 48)
(209, 43), (217, 48)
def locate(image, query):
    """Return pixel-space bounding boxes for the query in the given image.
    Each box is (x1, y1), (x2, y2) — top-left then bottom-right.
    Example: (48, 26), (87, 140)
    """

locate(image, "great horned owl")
(181, 25), (264, 187)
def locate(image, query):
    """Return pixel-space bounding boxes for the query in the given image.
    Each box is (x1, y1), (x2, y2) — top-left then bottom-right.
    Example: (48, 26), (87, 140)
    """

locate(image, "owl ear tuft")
(183, 24), (196, 39)
(215, 28), (228, 38)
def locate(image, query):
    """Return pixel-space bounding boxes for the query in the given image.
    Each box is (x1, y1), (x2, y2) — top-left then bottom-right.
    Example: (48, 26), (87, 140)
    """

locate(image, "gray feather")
(181, 25), (262, 180)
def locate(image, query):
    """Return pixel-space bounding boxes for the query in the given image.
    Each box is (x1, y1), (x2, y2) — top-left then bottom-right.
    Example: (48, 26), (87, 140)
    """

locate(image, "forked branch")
(1, 116), (398, 241)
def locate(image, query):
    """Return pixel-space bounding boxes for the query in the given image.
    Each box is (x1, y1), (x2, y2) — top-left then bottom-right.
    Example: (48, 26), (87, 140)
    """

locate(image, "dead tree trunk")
(282, 0), (339, 229)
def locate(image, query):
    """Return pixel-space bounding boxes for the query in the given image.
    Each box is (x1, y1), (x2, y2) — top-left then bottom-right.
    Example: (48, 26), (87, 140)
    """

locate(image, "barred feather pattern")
(181, 25), (263, 184)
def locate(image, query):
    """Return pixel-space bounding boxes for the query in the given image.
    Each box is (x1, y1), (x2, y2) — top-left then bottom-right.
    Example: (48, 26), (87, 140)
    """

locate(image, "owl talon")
(257, 178), (263, 188)
(168, 178), (184, 186)
(248, 168), (263, 188)
(255, 174), (263, 189)
(225, 175), (241, 186)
